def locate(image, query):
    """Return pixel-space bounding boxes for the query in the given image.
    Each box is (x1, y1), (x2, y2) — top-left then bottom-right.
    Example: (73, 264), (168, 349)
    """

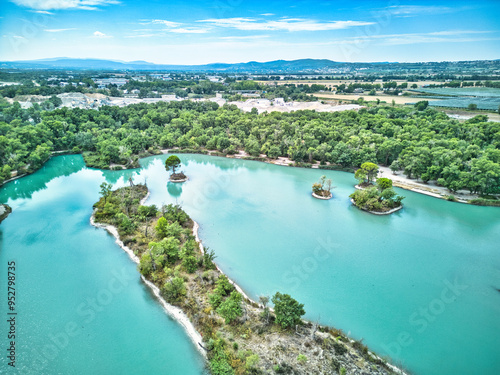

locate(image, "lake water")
(0, 155), (205, 375)
(1, 154), (499, 375)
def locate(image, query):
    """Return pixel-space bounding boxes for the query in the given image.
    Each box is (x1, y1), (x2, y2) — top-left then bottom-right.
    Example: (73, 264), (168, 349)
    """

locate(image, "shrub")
(215, 275), (234, 296)
(209, 292), (223, 309)
(246, 354), (260, 369)
(271, 292), (305, 329)
(333, 341), (347, 355)
(138, 253), (153, 277)
(182, 255), (198, 273)
(297, 354), (307, 364)
(161, 277), (186, 303)
(217, 291), (243, 324)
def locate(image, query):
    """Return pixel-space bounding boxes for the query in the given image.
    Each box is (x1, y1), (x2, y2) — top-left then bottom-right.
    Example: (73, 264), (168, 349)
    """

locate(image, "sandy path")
(377, 166), (478, 202)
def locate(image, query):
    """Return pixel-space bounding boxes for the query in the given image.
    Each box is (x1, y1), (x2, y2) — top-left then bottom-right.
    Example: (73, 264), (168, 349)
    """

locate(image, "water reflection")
(167, 181), (183, 197)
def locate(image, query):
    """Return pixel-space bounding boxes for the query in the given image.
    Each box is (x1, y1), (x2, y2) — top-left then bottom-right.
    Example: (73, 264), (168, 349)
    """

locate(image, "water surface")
(0, 155), (206, 375)
(1, 153), (499, 375)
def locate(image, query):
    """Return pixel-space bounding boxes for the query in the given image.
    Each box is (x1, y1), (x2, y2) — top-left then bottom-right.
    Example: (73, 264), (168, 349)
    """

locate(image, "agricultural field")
(409, 87), (500, 110)
(410, 87), (500, 97)
(310, 92), (433, 105)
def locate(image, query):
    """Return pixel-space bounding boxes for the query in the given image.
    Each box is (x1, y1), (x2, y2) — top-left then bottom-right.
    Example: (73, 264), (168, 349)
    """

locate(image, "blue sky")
(1, 0), (499, 64)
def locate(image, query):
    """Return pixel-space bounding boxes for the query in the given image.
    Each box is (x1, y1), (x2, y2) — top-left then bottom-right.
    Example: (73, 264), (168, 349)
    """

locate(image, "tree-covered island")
(312, 175), (333, 199)
(165, 154), (188, 182)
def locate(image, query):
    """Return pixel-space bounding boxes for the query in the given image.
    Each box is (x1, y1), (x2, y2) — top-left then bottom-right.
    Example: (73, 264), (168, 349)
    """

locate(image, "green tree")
(271, 292), (305, 329)
(468, 103), (478, 111)
(161, 277), (186, 303)
(217, 291), (243, 324)
(165, 155), (181, 174)
(182, 255), (198, 273)
(376, 177), (393, 191)
(357, 162), (379, 185)
(414, 101), (429, 111)
(99, 182), (112, 203)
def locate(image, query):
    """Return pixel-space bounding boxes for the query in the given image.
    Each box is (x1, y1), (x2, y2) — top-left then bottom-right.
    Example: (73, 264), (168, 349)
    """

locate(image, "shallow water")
(1, 153), (499, 375)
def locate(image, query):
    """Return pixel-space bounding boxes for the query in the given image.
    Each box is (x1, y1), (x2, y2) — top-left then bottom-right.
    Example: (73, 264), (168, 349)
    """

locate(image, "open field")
(310, 92), (435, 105)
(257, 80), (475, 88)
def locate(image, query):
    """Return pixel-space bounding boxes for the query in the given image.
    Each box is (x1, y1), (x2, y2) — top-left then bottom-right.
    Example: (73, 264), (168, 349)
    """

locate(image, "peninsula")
(91, 184), (404, 375)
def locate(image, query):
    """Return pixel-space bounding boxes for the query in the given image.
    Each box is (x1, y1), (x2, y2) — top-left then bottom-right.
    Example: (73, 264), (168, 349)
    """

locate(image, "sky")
(1, 0), (499, 64)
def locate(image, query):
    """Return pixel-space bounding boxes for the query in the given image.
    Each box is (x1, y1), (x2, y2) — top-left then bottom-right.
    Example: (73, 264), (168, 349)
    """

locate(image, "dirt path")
(378, 166), (478, 202)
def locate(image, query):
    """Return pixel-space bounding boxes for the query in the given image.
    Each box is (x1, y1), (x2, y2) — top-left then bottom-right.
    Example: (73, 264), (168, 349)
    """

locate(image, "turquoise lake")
(1, 154), (500, 375)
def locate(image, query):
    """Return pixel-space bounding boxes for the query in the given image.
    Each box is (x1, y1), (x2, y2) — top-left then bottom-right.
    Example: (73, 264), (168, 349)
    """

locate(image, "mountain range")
(0, 58), (389, 72)
(0, 58), (498, 73)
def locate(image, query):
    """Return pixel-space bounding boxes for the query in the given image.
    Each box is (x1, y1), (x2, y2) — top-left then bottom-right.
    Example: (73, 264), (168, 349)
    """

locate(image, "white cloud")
(151, 19), (181, 28)
(334, 30), (498, 46)
(9, 0), (120, 11)
(168, 28), (209, 34)
(31, 10), (54, 14)
(260, 13), (274, 16)
(45, 28), (76, 32)
(93, 30), (111, 38)
(387, 5), (456, 17)
(197, 17), (374, 32)
(125, 34), (156, 38)
(140, 19), (209, 34)
(219, 35), (270, 40)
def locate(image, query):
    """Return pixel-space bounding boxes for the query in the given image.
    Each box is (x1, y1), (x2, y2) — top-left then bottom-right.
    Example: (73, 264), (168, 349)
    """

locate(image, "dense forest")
(0, 98), (499, 195)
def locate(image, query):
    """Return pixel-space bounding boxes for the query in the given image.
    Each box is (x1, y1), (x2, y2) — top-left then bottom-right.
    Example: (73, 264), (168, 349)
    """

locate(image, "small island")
(350, 163), (405, 214)
(312, 175), (333, 199)
(165, 155), (188, 182)
(0, 204), (12, 223)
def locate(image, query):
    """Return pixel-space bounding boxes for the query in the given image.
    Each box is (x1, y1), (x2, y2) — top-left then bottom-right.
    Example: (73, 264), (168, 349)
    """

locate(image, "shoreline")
(192, 221), (258, 307)
(90, 187), (408, 374)
(350, 198), (404, 215)
(312, 191), (332, 200)
(89, 209), (207, 359)
(161, 148), (494, 205)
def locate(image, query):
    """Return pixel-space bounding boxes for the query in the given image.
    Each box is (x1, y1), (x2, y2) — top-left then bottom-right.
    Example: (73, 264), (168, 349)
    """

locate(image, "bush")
(469, 198), (500, 206)
(215, 275), (234, 296)
(217, 291), (243, 324)
(246, 354), (260, 369)
(271, 292), (305, 329)
(138, 253), (153, 277)
(161, 277), (186, 303)
(296, 354), (307, 364)
(333, 341), (347, 355)
(182, 255), (198, 273)
(209, 292), (223, 309)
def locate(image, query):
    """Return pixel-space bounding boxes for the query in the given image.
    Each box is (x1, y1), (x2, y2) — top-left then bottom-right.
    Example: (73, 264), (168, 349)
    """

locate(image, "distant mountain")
(0, 58), (349, 72)
(0, 57), (498, 73)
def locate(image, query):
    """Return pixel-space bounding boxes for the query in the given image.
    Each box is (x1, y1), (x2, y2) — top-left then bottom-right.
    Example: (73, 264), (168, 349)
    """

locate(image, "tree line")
(0, 98), (499, 195)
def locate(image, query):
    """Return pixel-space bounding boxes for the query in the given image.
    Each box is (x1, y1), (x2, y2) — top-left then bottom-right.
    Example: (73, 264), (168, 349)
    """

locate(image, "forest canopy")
(0, 98), (499, 195)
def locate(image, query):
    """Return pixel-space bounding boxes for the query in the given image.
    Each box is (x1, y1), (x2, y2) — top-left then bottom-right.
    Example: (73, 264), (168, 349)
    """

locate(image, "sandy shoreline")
(162, 148), (496, 204)
(192, 221), (258, 307)
(90, 190), (409, 374)
(89, 209), (206, 359)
